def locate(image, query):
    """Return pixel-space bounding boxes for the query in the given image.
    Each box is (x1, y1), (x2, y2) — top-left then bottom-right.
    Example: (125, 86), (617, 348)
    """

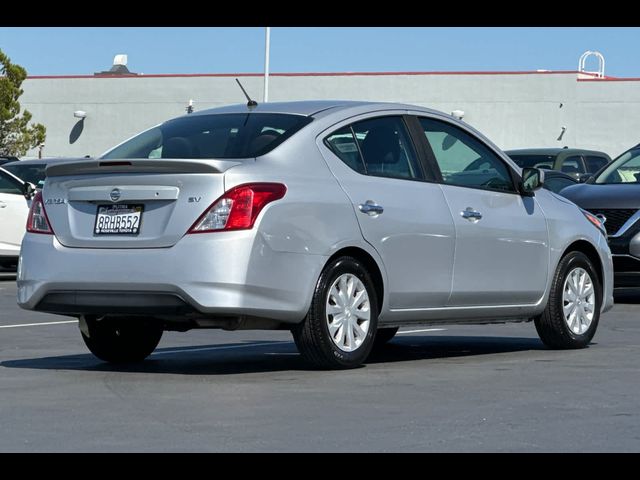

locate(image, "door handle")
(0, 201), (6, 208)
(461, 207), (482, 221)
(359, 201), (384, 216)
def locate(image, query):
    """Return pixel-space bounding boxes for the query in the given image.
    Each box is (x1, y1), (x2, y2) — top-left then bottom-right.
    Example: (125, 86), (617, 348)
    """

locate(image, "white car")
(0, 167), (34, 269)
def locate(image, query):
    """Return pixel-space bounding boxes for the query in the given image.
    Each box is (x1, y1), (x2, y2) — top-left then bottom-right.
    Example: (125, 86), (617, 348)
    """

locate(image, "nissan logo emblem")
(110, 188), (121, 202)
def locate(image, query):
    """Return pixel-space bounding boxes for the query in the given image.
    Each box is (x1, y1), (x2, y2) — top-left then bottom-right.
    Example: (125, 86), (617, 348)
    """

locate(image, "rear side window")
(508, 154), (556, 169)
(561, 156), (586, 174)
(0, 170), (22, 195)
(102, 113), (313, 160)
(585, 155), (608, 173)
(3, 163), (46, 188)
(325, 127), (366, 174)
(325, 116), (422, 180)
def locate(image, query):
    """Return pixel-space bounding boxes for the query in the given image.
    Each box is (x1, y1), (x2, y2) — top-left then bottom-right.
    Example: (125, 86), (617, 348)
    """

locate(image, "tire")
(372, 327), (399, 349)
(292, 256), (379, 369)
(81, 316), (163, 363)
(535, 251), (601, 349)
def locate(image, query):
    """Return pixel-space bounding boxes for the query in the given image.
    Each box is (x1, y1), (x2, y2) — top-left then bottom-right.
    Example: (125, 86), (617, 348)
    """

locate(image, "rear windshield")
(101, 113), (313, 160)
(2, 163), (47, 188)
(508, 154), (557, 169)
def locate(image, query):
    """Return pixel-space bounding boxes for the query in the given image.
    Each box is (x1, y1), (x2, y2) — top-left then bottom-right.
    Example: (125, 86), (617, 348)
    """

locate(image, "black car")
(0, 155), (19, 166)
(562, 144), (640, 288)
(540, 170), (578, 195)
(1, 158), (82, 189)
(506, 148), (611, 181)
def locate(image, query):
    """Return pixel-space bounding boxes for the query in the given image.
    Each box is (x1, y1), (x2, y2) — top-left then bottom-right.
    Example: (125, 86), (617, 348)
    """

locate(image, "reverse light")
(26, 191), (54, 234)
(581, 209), (606, 236)
(188, 183), (286, 233)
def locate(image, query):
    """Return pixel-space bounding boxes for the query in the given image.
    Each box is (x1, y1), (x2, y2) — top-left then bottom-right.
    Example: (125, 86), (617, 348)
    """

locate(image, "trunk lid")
(43, 158), (243, 248)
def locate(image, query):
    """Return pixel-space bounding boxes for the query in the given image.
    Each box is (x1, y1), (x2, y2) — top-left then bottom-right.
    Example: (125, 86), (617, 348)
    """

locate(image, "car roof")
(188, 100), (443, 119)
(505, 148), (610, 157)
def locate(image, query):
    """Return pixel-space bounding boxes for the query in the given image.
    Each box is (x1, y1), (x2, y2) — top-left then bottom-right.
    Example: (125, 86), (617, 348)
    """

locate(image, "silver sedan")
(17, 101), (614, 368)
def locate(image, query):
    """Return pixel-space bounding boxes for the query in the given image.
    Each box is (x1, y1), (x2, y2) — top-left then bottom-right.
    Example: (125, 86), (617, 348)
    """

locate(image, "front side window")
(419, 118), (515, 193)
(102, 113), (313, 160)
(585, 155), (608, 173)
(596, 148), (640, 184)
(324, 116), (422, 180)
(0, 170), (23, 195)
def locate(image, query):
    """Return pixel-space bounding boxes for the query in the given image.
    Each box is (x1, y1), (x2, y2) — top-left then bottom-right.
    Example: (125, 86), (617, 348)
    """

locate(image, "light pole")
(264, 27), (271, 102)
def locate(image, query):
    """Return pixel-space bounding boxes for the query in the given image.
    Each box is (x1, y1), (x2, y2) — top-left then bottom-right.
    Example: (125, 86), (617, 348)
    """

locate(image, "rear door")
(0, 170), (29, 255)
(318, 114), (455, 309)
(416, 116), (549, 307)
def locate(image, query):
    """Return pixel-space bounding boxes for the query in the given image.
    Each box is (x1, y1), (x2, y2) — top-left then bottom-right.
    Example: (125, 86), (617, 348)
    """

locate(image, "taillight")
(188, 183), (286, 233)
(26, 191), (54, 235)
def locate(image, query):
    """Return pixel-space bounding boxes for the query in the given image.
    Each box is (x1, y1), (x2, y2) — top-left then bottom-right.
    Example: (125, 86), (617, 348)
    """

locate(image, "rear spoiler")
(45, 158), (243, 177)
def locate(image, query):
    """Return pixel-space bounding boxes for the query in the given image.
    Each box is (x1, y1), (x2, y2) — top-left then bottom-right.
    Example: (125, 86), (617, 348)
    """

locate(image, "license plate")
(94, 204), (143, 235)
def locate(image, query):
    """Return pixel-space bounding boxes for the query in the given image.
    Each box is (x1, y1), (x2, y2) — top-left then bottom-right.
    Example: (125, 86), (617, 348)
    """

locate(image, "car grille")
(586, 209), (638, 236)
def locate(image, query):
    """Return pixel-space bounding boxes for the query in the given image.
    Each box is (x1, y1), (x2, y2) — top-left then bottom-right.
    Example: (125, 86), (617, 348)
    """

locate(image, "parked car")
(562, 143), (640, 288)
(17, 101), (614, 368)
(0, 155), (19, 166)
(505, 148), (611, 181)
(0, 168), (35, 269)
(540, 170), (578, 195)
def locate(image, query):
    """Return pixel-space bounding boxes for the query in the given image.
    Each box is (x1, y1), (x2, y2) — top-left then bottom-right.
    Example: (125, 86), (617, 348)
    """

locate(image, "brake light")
(26, 191), (54, 234)
(188, 183), (286, 233)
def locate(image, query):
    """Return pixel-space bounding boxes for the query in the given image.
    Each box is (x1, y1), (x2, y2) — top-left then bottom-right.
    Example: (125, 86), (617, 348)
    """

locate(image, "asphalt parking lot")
(1, 271), (639, 452)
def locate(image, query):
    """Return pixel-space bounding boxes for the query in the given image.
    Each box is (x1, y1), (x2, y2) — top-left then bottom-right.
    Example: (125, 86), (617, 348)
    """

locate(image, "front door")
(417, 116), (549, 306)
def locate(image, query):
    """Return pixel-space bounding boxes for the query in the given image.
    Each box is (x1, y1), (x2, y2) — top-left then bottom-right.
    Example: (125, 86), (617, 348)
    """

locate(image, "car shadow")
(1, 335), (547, 375)
(614, 289), (640, 304)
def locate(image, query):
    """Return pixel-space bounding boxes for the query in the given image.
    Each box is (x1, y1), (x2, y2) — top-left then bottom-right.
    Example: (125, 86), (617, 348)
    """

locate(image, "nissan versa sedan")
(17, 101), (614, 368)
(562, 143), (640, 288)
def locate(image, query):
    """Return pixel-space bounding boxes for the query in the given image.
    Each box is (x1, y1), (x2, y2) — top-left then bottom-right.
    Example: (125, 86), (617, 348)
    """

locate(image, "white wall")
(20, 72), (640, 159)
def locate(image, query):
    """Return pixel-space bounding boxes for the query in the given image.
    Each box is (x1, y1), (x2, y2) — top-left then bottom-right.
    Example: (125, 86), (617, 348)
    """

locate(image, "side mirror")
(22, 182), (36, 200)
(520, 167), (545, 196)
(578, 173), (593, 183)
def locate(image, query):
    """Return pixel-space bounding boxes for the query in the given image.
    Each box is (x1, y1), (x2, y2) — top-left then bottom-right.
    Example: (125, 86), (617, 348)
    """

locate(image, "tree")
(0, 49), (46, 157)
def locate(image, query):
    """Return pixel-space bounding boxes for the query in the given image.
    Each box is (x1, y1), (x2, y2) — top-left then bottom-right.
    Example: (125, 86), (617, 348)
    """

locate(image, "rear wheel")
(81, 317), (163, 363)
(292, 256), (378, 369)
(535, 251), (601, 349)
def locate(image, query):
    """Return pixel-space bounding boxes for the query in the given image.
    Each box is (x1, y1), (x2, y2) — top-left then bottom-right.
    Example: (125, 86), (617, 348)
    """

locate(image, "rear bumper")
(17, 232), (326, 324)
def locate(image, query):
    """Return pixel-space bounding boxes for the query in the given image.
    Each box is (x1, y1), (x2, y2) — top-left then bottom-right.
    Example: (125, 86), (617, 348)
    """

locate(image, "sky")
(1, 27), (639, 77)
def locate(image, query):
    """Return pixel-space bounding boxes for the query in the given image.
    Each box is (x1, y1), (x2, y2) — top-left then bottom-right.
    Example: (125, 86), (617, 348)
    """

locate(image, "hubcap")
(562, 267), (595, 335)
(325, 273), (371, 352)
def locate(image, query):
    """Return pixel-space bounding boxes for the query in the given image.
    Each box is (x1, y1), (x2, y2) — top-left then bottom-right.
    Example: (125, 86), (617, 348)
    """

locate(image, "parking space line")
(398, 328), (446, 334)
(152, 341), (288, 356)
(0, 319), (79, 329)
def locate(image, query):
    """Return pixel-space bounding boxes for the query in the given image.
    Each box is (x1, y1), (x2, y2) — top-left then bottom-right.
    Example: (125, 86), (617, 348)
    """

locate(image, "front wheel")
(535, 251), (601, 349)
(292, 256), (379, 369)
(81, 316), (163, 363)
